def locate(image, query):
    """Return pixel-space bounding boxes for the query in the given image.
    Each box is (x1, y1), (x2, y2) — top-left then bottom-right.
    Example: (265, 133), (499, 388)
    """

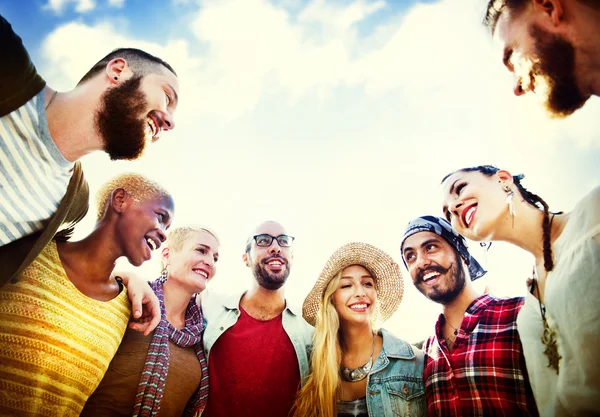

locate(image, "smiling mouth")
(145, 236), (158, 251)
(147, 116), (161, 141)
(349, 303), (369, 311)
(193, 268), (209, 279)
(462, 205), (477, 228)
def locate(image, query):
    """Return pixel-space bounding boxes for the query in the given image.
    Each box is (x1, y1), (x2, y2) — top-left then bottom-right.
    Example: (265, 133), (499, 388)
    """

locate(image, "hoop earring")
(503, 184), (516, 227)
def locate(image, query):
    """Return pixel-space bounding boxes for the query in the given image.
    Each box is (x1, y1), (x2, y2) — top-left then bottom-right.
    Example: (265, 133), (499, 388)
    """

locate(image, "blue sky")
(2, 0), (599, 341)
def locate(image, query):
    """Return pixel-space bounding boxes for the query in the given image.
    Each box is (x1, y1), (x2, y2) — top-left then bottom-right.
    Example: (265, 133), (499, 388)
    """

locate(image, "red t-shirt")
(203, 306), (301, 417)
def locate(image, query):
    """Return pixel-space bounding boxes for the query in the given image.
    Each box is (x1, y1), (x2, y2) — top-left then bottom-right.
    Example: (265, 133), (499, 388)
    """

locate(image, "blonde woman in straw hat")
(292, 242), (427, 417)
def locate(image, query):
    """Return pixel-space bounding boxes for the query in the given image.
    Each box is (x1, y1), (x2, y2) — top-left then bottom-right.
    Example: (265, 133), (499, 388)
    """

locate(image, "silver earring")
(503, 184), (516, 227)
(160, 266), (168, 280)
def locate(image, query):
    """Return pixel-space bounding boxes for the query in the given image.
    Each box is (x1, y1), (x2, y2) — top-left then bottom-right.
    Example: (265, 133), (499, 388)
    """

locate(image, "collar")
(380, 328), (415, 359)
(222, 290), (302, 316)
(434, 293), (495, 337)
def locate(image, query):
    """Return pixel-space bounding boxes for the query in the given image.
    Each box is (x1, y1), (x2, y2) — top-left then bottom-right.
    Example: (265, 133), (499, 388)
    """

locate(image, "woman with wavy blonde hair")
(292, 242), (427, 417)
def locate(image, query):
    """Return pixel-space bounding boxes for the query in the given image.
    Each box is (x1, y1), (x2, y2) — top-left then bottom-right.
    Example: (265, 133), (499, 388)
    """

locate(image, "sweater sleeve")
(0, 14), (46, 117)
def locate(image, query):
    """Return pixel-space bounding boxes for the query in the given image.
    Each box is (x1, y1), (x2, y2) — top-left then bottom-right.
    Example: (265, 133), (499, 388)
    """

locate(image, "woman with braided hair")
(440, 165), (600, 416)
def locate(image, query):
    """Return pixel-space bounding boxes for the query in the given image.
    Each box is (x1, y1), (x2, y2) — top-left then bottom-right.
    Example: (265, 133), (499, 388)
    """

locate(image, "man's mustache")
(416, 263), (453, 283)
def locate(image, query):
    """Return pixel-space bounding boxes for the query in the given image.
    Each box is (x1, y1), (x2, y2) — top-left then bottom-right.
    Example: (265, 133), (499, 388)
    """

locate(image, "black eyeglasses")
(252, 234), (295, 247)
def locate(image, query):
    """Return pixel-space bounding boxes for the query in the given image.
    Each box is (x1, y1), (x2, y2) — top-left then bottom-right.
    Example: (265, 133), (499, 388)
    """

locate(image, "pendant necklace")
(531, 267), (561, 374)
(340, 334), (376, 383)
(446, 319), (460, 336)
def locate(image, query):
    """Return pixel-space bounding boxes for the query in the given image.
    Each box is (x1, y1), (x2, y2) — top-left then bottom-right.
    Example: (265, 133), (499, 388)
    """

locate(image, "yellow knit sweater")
(0, 241), (130, 417)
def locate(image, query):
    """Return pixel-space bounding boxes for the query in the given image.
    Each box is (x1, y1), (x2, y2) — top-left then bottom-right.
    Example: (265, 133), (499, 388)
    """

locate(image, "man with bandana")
(0, 14), (180, 287)
(484, 0), (600, 118)
(201, 220), (313, 417)
(400, 215), (539, 416)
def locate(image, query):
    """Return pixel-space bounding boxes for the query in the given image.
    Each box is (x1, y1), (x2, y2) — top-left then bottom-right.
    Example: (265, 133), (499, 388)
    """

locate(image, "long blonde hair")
(291, 268), (379, 417)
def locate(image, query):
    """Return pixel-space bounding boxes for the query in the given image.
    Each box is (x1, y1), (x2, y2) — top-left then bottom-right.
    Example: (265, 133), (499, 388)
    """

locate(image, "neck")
(163, 279), (195, 329)
(57, 226), (121, 283)
(339, 322), (374, 355)
(44, 84), (105, 162)
(493, 200), (569, 267)
(442, 283), (480, 326)
(241, 283), (286, 316)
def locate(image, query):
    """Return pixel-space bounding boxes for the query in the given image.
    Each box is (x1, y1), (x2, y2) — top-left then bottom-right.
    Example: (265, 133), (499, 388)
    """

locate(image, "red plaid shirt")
(423, 294), (538, 416)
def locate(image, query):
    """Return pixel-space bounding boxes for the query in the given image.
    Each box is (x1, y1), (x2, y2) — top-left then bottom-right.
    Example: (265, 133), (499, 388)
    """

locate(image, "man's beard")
(530, 24), (588, 117)
(252, 255), (290, 291)
(415, 253), (466, 305)
(96, 76), (150, 161)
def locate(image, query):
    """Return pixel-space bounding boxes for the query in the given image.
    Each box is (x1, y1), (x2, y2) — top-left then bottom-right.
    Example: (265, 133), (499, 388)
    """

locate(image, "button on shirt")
(423, 294), (539, 417)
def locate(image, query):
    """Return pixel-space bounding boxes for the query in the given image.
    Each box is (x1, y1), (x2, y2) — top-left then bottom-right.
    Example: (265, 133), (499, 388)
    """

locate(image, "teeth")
(351, 304), (367, 310)
(423, 272), (439, 281)
(147, 118), (157, 137)
(465, 207), (476, 226)
(268, 261), (282, 266)
(194, 269), (208, 278)
(146, 238), (156, 251)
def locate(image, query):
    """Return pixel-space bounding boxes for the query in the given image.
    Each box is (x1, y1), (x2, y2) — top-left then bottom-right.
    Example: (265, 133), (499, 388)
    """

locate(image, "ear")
(496, 169), (514, 185)
(110, 188), (131, 214)
(242, 252), (250, 267)
(161, 246), (170, 265)
(106, 58), (134, 84)
(532, 0), (564, 25)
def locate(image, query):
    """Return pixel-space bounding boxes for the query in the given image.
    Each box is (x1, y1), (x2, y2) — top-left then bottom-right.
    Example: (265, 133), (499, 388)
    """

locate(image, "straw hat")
(302, 242), (404, 326)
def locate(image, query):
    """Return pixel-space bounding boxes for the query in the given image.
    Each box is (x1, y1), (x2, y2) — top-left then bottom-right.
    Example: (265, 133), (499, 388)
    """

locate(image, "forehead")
(185, 230), (220, 250)
(253, 221), (287, 237)
(341, 264), (371, 277)
(403, 231), (452, 251)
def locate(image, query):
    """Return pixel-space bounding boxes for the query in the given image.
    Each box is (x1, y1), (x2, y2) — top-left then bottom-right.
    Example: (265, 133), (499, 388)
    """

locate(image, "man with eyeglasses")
(201, 220), (313, 417)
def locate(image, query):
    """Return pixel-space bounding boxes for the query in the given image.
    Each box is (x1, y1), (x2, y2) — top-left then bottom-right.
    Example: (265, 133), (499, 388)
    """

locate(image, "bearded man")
(0, 15), (180, 283)
(201, 220), (313, 417)
(400, 216), (539, 416)
(484, 0), (600, 117)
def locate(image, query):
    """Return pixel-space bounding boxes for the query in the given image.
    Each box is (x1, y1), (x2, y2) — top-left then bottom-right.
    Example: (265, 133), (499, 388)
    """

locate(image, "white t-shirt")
(0, 89), (73, 246)
(517, 186), (600, 416)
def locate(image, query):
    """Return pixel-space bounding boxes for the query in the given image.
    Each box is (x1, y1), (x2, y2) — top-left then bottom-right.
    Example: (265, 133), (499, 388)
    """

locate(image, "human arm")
(113, 271), (160, 336)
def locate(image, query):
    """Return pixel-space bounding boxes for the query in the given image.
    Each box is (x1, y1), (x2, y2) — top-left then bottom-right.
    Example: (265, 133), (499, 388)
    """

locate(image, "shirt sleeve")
(0, 14), (46, 117)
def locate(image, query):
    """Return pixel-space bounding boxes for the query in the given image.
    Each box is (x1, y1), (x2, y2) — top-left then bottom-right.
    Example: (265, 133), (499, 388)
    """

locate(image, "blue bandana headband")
(400, 215), (486, 281)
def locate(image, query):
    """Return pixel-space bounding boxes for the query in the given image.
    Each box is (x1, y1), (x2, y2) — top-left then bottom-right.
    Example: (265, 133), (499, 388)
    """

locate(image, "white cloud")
(108, 0), (125, 8)
(37, 0), (600, 342)
(44, 0), (96, 14)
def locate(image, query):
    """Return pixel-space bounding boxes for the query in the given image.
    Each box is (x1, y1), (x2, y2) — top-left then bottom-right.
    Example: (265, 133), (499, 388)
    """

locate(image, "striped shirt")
(423, 294), (539, 417)
(0, 89), (73, 246)
(0, 241), (130, 417)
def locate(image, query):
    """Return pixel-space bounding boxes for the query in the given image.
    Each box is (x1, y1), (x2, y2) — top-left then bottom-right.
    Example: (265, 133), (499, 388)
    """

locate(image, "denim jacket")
(366, 328), (428, 417)
(200, 288), (314, 382)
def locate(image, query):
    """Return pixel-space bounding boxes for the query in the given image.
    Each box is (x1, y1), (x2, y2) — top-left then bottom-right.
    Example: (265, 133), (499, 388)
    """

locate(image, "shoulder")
(479, 294), (524, 322)
(199, 288), (242, 318)
(380, 328), (422, 362)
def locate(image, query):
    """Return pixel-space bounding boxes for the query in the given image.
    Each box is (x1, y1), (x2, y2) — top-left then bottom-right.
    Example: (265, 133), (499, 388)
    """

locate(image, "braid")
(513, 176), (554, 272)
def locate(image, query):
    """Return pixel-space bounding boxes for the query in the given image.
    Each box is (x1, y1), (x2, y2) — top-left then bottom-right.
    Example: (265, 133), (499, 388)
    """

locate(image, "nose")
(512, 75), (526, 96)
(203, 256), (215, 269)
(355, 286), (366, 298)
(449, 199), (463, 219)
(157, 229), (167, 243)
(161, 111), (175, 131)
(269, 241), (282, 253)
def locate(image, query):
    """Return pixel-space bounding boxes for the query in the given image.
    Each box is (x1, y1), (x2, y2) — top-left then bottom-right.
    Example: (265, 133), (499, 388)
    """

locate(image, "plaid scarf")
(132, 276), (209, 417)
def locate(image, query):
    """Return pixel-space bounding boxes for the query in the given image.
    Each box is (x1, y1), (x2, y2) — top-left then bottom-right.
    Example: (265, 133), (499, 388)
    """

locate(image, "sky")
(2, 0), (599, 343)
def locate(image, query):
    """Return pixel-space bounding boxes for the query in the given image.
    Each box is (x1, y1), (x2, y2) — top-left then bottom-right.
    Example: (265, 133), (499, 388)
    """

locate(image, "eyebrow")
(403, 238), (439, 255)
(341, 275), (373, 280)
